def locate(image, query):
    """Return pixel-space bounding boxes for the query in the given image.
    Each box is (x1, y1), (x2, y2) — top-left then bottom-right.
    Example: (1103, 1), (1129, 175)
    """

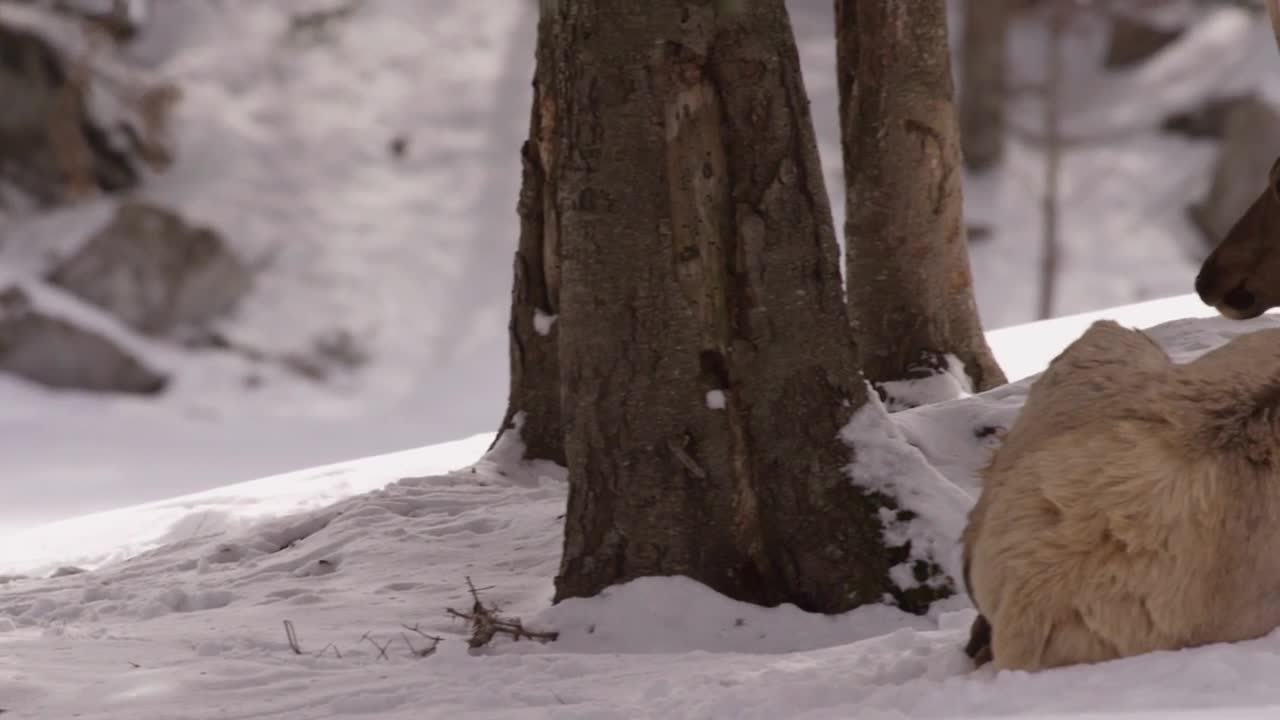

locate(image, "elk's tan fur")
(962, 320), (1280, 672)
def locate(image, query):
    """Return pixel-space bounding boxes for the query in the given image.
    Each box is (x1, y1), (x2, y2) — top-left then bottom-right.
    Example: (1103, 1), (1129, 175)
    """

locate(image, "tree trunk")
(490, 12), (564, 465)
(958, 0), (1008, 172)
(546, 0), (921, 614)
(837, 0), (1007, 396)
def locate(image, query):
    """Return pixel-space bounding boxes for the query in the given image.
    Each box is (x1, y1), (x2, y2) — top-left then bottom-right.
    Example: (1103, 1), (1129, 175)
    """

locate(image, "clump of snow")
(842, 391), (975, 592)
(705, 389), (727, 410)
(533, 310), (557, 336)
(877, 353), (974, 412)
(891, 384), (1025, 499)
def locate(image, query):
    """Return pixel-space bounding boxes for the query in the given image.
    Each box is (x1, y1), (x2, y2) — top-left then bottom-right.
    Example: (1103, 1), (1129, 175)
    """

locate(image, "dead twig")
(446, 577), (559, 649)
(360, 631), (393, 660)
(400, 623), (444, 657)
(283, 620), (302, 655)
(314, 642), (342, 659)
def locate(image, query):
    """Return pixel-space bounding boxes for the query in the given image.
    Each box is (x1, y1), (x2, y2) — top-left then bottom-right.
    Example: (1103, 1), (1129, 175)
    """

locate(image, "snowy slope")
(0, 0), (535, 530)
(2, 307), (1280, 719)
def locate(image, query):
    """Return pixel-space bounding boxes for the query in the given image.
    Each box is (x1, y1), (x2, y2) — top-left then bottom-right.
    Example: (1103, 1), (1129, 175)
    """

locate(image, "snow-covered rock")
(0, 284), (167, 393)
(0, 1), (178, 206)
(47, 201), (251, 336)
(1103, 13), (1183, 70)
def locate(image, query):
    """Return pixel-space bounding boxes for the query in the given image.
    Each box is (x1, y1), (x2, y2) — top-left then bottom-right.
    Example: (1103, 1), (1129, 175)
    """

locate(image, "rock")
(51, 0), (148, 43)
(1161, 94), (1254, 140)
(1103, 15), (1182, 70)
(0, 285), (168, 394)
(47, 202), (252, 336)
(0, 22), (135, 204)
(1188, 96), (1280, 253)
(0, 5), (178, 206)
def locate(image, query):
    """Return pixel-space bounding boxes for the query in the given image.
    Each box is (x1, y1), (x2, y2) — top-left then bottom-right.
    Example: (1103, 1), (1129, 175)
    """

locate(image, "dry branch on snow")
(446, 577), (559, 649)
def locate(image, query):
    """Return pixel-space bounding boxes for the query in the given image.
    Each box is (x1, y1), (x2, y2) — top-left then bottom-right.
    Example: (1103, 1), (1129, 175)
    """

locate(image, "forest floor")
(1, 307), (1277, 719)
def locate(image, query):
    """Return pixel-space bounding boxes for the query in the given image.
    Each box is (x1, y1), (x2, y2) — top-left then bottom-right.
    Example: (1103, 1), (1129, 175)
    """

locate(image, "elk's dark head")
(1195, 156), (1280, 320)
(1196, 0), (1280, 320)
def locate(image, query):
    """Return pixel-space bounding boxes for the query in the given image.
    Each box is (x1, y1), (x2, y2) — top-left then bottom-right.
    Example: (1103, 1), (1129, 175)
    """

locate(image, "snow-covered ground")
(4, 0), (1275, 532)
(5, 3), (1280, 715)
(1, 306), (1278, 719)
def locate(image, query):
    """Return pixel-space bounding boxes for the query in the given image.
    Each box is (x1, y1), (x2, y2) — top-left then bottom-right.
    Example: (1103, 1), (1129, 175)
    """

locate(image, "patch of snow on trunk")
(842, 390), (973, 592)
(705, 389), (726, 410)
(877, 353), (974, 412)
(533, 310), (557, 336)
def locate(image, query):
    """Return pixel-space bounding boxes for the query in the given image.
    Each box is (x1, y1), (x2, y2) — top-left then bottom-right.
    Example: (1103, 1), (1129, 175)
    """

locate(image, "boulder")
(1188, 96), (1280, 254)
(0, 286), (168, 394)
(0, 22), (136, 204)
(47, 201), (252, 336)
(0, 4), (178, 206)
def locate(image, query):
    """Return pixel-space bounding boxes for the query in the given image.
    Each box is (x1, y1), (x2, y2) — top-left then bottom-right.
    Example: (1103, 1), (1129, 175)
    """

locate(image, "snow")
(876, 354), (974, 412)
(985, 292), (1226, 381)
(0, 432), (496, 578)
(7, 0), (1280, 716)
(0, 0), (535, 530)
(706, 389), (727, 410)
(3, 308), (1280, 718)
(533, 310), (557, 336)
(841, 392), (973, 593)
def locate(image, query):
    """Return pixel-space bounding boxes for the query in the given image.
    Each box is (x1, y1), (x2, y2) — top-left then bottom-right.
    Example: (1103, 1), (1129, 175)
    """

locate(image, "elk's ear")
(1270, 155), (1280, 199)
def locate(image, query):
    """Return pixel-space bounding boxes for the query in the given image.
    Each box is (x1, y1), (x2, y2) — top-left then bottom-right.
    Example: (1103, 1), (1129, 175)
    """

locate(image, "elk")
(961, 320), (1280, 672)
(1195, 0), (1280, 319)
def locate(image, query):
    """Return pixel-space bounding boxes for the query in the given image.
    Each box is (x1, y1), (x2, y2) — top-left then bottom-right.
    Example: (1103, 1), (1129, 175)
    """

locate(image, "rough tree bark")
(542, 0), (923, 613)
(958, 0), (1008, 172)
(837, 0), (1008, 395)
(490, 12), (564, 465)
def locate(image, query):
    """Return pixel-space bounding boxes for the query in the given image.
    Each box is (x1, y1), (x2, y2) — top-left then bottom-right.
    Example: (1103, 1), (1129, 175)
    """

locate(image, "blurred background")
(0, 0), (1274, 530)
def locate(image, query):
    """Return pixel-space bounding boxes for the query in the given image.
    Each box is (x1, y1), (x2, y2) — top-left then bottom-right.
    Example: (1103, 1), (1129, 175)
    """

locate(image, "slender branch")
(1039, 0), (1067, 320)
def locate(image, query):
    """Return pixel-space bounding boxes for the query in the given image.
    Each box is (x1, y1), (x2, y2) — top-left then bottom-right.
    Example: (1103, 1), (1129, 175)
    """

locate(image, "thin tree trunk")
(548, 0), (929, 614)
(959, 0), (1009, 172)
(837, 0), (1008, 395)
(1039, 2), (1065, 320)
(490, 12), (563, 465)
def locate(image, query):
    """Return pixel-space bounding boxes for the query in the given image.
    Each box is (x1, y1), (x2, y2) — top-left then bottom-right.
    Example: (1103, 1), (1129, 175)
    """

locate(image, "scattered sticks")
(275, 576), (556, 662)
(446, 576), (559, 649)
